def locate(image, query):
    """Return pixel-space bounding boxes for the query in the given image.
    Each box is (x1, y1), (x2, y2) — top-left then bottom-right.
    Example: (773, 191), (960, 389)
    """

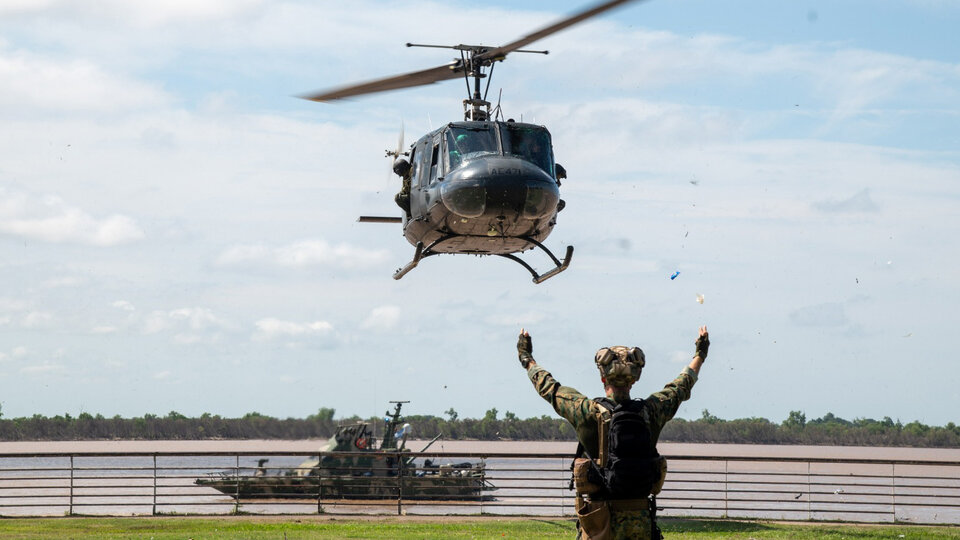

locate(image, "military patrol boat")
(196, 402), (494, 500)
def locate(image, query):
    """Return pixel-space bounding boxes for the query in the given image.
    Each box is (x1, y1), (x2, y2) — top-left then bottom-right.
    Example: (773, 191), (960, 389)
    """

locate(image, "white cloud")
(91, 326), (118, 334)
(253, 318), (334, 341)
(12, 346), (28, 358)
(143, 307), (233, 344)
(42, 276), (84, 288)
(669, 351), (690, 364)
(152, 370), (171, 380)
(0, 188), (145, 246)
(217, 240), (389, 269)
(790, 303), (849, 328)
(103, 358), (126, 370)
(361, 305), (401, 331)
(112, 300), (136, 312)
(0, 48), (169, 113)
(0, 0), (265, 24)
(19, 362), (63, 375)
(22, 311), (54, 329)
(813, 189), (880, 214)
(484, 311), (547, 327)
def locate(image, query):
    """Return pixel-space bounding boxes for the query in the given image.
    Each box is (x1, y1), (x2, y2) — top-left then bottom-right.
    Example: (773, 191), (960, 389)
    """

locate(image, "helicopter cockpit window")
(446, 126), (499, 171)
(500, 124), (554, 177)
(429, 142), (440, 182)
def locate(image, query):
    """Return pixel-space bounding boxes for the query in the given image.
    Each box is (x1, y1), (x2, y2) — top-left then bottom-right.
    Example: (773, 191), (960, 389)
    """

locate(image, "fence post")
(723, 460), (728, 518)
(68, 455), (74, 516)
(891, 463), (897, 523)
(234, 455), (240, 515)
(806, 461), (811, 521)
(317, 454), (323, 515)
(397, 451), (404, 516)
(480, 456), (486, 516)
(560, 455), (566, 517)
(152, 455), (157, 516)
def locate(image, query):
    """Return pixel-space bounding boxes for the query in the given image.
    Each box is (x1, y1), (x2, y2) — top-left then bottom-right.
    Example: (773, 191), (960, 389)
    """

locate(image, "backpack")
(574, 398), (662, 499)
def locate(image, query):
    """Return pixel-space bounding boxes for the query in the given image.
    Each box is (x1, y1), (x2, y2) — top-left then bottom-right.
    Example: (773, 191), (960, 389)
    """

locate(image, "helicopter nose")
(440, 157), (559, 220)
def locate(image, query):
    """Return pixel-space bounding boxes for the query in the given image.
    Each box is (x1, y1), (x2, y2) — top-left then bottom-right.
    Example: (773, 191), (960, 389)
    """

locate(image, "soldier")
(393, 158), (413, 217)
(517, 326), (709, 540)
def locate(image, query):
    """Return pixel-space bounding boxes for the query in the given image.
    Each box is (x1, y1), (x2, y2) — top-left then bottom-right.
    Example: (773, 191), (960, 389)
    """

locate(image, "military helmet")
(595, 346), (645, 386)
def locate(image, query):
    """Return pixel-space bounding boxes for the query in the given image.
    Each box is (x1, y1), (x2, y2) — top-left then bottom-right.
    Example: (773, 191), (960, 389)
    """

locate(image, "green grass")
(0, 517), (957, 539)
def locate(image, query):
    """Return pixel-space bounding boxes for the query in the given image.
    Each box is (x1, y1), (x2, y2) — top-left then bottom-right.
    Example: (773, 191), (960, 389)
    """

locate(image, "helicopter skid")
(498, 243), (574, 284)
(393, 235), (573, 283)
(393, 241), (425, 280)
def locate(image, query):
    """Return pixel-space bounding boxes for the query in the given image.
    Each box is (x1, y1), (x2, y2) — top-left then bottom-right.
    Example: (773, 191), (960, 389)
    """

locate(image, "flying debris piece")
(696, 293), (705, 304)
(670, 271), (680, 280)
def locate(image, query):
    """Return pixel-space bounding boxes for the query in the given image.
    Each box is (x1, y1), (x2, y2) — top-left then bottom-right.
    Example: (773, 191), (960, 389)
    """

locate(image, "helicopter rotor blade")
(300, 61), (464, 102)
(475, 0), (642, 63)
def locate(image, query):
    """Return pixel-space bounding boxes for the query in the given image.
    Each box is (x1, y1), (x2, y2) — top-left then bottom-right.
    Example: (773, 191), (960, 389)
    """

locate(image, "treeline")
(1, 407), (958, 448)
(0, 409), (342, 441)
(660, 410), (960, 447)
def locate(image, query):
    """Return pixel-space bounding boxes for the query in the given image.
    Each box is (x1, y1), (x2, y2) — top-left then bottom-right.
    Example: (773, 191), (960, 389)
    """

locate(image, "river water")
(1, 440), (958, 523)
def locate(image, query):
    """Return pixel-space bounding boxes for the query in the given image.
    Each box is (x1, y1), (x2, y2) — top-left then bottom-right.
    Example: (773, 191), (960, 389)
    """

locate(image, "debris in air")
(670, 271), (680, 280)
(696, 294), (705, 304)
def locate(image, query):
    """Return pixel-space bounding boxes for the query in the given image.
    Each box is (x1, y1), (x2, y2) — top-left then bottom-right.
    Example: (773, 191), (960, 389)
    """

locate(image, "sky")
(1, 0), (958, 427)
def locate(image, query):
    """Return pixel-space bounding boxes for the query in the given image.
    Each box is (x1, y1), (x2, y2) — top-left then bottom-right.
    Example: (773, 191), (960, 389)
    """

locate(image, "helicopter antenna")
(493, 88), (504, 122)
(483, 62), (496, 102)
(459, 50), (471, 98)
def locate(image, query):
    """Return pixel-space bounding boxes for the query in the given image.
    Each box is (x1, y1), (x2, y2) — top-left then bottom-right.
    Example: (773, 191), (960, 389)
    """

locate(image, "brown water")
(5, 439), (960, 461)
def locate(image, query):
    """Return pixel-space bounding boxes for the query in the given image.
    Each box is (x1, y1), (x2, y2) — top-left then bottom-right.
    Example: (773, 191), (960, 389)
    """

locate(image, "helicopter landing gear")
(496, 237), (573, 284)
(393, 241), (426, 280)
(392, 235), (573, 283)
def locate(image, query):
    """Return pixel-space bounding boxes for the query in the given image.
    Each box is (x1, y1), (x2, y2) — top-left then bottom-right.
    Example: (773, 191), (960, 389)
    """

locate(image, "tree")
(483, 408), (498, 421)
(444, 408), (459, 422)
(699, 409), (721, 424)
(310, 408), (335, 422)
(783, 410), (806, 429)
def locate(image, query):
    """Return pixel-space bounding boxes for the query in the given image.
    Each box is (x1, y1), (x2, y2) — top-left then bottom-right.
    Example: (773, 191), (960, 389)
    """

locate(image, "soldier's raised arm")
(647, 326), (708, 429)
(689, 325), (709, 375)
(517, 329), (593, 429)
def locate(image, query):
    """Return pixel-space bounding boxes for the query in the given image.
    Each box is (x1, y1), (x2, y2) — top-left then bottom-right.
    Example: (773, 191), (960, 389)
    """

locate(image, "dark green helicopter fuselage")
(401, 120), (562, 255)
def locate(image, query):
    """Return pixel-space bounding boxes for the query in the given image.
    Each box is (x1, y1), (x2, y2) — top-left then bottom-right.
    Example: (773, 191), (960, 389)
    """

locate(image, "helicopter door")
(410, 140), (431, 216)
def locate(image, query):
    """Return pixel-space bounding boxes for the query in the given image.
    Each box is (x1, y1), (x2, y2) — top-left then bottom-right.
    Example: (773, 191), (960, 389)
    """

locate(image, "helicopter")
(302, 0), (639, 283)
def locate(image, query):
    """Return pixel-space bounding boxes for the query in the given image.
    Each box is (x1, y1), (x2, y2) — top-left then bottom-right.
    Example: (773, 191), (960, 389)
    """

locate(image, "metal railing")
(0, 450), (958, 524)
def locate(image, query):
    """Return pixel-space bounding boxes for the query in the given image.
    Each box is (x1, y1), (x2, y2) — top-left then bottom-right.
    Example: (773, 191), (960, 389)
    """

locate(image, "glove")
(518, 330), (533, 368)
(695, 332), (710, 361)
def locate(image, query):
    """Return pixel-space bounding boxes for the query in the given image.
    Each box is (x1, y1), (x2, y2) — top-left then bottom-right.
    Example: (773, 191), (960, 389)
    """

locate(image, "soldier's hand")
(695, 325), (709, 361)
(518, 329), (534, 368)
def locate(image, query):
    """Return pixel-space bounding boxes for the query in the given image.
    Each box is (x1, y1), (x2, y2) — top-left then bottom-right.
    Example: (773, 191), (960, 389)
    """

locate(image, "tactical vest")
(574, 398), (664, 500)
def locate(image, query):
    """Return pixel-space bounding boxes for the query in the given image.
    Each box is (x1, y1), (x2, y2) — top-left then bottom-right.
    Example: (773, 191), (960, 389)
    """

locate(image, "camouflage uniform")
(524, 361), (697, 539)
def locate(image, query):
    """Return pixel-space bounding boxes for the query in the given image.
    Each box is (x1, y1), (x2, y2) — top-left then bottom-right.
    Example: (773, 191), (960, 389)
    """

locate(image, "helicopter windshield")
(500, 124), (554, 177)
(446, 126), (499, 171)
